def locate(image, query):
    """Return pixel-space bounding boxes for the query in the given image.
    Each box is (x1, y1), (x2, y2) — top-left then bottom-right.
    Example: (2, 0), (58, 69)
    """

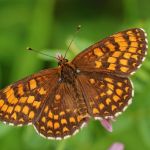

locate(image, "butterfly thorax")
(57, 55), (77, 83)
(60, 62), (77, 83)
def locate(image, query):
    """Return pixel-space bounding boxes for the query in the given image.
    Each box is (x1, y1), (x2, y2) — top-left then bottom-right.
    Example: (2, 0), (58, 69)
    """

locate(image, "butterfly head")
(57, 54), (68, 66)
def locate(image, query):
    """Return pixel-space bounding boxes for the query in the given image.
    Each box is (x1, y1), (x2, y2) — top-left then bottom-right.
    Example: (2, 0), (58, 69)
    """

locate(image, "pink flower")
(108, 142), (124, 150)
(100, 119), (113, 132)
(100, 120), (124, 150)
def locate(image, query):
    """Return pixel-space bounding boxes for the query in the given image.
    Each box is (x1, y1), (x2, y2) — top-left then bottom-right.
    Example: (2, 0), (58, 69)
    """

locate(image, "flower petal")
(108, 142), (124, 150)
(100, 119), (113, 132)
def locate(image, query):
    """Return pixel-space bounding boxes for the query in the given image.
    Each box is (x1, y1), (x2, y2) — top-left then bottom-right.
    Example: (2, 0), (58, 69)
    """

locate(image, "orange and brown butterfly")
(0, 28), (148, 140)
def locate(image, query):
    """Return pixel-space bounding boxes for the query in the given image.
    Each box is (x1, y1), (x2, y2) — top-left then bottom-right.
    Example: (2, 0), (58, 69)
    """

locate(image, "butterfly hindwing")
(0, 68), (59, 126)
(72, 28), (148, 76)
(34, 82), (90, 140)
(77, 72), (133, 119)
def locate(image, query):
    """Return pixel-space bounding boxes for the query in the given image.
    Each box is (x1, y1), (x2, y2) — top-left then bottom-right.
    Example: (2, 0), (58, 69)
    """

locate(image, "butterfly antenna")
(64, 25), (81, 58)
(26, 47), (57, 60)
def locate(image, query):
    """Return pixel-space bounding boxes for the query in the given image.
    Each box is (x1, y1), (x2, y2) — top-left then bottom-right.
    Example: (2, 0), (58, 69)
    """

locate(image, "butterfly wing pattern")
(34, 82), (89, 140)
(0, 28), (148, 140)
(72, 28), (147, 76)
(71, 28), (148, 121)
(0, 69), (59, 125)
(77, 72), (133, 120)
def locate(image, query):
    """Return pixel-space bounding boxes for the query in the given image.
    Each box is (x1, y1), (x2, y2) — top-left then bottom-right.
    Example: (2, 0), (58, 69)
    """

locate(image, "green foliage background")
(0, 0), (150, 150)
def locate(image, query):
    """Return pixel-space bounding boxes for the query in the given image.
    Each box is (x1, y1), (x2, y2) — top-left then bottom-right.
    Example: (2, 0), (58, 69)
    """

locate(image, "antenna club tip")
(26, 47), (33, 51)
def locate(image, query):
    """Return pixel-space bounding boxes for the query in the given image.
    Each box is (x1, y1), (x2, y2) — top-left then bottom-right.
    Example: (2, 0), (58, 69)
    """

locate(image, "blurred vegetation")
(0, 0), (150, 150)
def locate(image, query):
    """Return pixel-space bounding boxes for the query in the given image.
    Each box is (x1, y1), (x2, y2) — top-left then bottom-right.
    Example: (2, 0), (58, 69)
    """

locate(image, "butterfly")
(0, 28), (148, 140)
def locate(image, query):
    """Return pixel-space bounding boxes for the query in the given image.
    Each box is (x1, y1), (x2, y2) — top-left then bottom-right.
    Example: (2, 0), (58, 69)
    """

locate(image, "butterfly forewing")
(77, 72), (133, 119)
(34, 82), (89, 140)
(72, 28), (148, 76)
(0, 68), (59, 125)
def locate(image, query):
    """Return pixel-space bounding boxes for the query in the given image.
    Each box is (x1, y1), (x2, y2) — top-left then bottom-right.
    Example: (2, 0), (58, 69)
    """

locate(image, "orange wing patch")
(94, 48), (104, 57)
